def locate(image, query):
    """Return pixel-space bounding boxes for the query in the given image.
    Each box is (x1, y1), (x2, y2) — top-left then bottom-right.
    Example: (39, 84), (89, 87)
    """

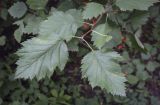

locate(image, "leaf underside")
(15, 10), (80, 80)
(81, 51), (126, 96)
(15, 39), (68, 80)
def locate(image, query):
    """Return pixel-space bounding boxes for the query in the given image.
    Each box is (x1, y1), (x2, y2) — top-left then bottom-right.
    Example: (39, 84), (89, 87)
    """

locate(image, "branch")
(73, 36), (94, 51)
(82, 14), (104, 38)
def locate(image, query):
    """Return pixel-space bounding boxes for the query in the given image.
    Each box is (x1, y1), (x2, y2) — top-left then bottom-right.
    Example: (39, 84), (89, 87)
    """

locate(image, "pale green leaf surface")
(14, 28), (23, 43)
(8, 2), (27, 18)
(91, 24), (112, 49)
(15, 10), (79, 80)
(14, 20), (24, 42)
(23, 15), (43, 34)
(15, 39), (68, 80)
(39, 11), (78, 42)
(81, 51), (126, 96)
(26, 0), (48, 10)
(83, 2), (105, 19)
(135, 29), (144, 49)
(66, 9), (83, 27)
(116, 0), (159, 11)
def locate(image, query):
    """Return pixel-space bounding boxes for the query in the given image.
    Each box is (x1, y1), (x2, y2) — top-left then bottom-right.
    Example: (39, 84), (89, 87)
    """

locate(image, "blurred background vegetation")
(0, 0), (160, 105)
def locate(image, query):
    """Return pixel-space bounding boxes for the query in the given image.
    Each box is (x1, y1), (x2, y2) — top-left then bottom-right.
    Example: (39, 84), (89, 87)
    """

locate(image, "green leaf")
(104, 27), (122, 49)
(66, 9), (83, 27)
(39, 10), (78, 42)
(15, 10), (79, 80)
(0, 36), (6, 46)
(26, 0), (48, 10)
(13, 15), (44, 42)
(23, 15), (43, 35)
(130, 11), (149, 30)
(58, 0), (75, 11)
(151, 96), (160, 105)
(51, 89), (58, 97)
(14, 20), (24, 42)
(15, 39), (68, 80)
(115, 0), (159, 11)
(134, 29), (144, 49)
(82, 2), (105, 19)
(127, 75), (139, 85)
(136, 70), (149, 81)
(81, 51), (126, 96)
(14, 28), (23, 43)
(91, 24), (112, 49)
(146, 61), (159, 72)
(0, 98), (2, 105)
(0, 8), (8, 20)
(8, 2), (27, 18)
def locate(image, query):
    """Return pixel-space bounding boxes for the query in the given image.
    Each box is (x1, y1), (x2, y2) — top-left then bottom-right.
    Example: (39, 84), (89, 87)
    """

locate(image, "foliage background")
(0, 0), (160, 105)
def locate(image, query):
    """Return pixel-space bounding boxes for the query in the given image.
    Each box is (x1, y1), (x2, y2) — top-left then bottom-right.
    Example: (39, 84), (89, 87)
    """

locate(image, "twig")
(73, 36), (94, 51)
(82, 14), (104, 38)
(81, 38), (94, 51)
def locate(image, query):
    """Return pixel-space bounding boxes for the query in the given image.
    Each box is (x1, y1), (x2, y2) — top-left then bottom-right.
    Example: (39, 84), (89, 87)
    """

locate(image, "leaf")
(130, 11), (149, 30)
(104, 27), (122, 49)
(134, 29), (144, 49)
(13, 15), (44, 42)
(127, 75), (139, 85)
(91, 24), (112, 49)
(51, 89), (58, 97)
(81, 51), (126, 96)
(39, 10), (78, 42)
(8, 2), (27, 18)
(23, 15), (43, 34)
(0, 36), (6, 46)
(0, 8), (8, 20)
(14, 28), (23, 43)
(14, 20), (24, 42)
(136, 70), (149, 81)
(26, 0), (48, 10)
(15, 10), (79, 80)
(146, 61), (159, 72)
(115, 0), (159, 11)
(58, 0), (75, 11)
(82, 2), (105, 19)
(66, 9), (83, 27)
(15, 39), (68, 80)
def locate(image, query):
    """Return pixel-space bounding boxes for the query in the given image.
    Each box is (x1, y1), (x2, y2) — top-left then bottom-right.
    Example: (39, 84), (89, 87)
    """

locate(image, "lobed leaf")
(39, 10), (79, 42)
(15, 10), (81, 80)
(81, 51), (126, 96)
(15, 39), (68, 80)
